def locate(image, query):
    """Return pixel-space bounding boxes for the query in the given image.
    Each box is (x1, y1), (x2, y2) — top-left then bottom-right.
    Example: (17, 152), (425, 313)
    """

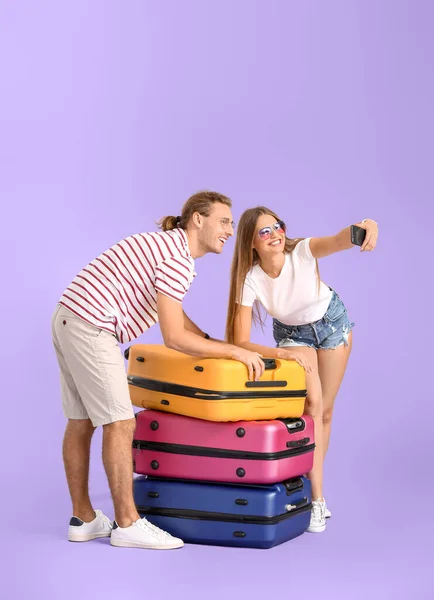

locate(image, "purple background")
(1, 0), (433, 598)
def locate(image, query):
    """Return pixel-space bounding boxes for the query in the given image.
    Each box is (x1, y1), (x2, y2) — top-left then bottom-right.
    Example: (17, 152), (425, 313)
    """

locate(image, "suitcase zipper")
(135, 498), (311, 524)
(127, 376), (307, 400)
(132, 440), (315, 460)
(142, 475), (306, 492)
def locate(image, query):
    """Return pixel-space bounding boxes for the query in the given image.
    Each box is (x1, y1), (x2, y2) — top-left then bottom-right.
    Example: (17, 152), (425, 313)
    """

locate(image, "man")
(51, 190), (265, 550)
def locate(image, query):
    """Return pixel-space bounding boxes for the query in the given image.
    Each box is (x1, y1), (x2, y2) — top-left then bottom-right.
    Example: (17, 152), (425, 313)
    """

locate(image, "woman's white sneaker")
(307, 500), (326, 533)
(68, 509), (113, 542)
(110, 517), (184, 549)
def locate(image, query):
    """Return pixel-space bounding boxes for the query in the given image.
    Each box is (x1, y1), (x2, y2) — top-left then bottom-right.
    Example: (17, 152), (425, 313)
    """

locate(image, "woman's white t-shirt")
(240, 238), (333, 326)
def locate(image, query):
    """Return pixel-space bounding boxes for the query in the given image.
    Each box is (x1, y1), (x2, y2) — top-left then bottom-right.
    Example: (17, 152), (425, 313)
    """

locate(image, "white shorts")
(51, 304), (135, 427)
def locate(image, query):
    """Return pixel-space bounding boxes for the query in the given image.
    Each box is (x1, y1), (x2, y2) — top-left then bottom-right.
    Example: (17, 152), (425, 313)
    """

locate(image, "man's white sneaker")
(68, 509), (113, 542)
(324, 499), (331, 519)
(307, 500), (326, 533)
(110, 517), (184, 550)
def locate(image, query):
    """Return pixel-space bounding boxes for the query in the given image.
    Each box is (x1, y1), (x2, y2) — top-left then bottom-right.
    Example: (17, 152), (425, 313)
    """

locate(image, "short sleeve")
(294, 238), (314, 261)
(238, 277), (257, 307)
(155, 256), (194, 303)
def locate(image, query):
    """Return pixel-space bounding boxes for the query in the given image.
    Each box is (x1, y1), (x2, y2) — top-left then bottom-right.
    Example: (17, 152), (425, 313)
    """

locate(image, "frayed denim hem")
(317, 321), (355, 350)
(276, 321), (355, 351)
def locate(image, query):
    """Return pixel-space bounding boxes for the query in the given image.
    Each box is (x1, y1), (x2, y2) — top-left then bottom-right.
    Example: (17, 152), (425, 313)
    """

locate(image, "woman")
(225, 207), (378, 533)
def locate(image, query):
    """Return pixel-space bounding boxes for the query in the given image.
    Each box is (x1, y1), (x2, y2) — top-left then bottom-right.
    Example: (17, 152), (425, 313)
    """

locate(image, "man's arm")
(182, 310), (206, 337)
(183, 310), (227, 343)
(157, 292), (265, 380)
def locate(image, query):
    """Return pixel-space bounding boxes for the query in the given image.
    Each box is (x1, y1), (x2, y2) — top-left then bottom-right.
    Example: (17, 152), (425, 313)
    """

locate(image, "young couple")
(51, 190), (378, 550)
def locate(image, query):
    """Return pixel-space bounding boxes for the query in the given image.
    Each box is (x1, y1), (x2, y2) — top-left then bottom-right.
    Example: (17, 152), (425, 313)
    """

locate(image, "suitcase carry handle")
(245, 380), (287, 388)
(286, 437), (310, 448)
(244, 358), (284, 387)
(279, 418), (306, 434)
(283, 477), (304, 494)
(285, 498), (309, 512)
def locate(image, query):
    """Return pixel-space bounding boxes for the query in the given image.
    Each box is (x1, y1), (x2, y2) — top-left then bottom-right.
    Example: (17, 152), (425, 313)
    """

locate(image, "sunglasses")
(257, 220), (286, 241)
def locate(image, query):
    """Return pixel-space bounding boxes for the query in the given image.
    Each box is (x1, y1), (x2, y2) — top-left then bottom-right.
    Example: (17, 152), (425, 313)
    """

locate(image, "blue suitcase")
(133, 475), (312, 548)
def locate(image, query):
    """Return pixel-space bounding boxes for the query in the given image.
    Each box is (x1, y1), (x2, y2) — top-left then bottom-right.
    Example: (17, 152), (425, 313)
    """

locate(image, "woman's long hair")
(225, 206), (319, 343)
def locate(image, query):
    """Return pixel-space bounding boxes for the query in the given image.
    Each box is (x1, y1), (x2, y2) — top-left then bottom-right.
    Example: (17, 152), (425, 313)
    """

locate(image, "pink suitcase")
(132, 409), (315, 484)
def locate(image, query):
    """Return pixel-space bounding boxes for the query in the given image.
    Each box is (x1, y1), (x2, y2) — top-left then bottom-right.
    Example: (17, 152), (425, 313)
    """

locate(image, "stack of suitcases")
(124, 344), (316, 549)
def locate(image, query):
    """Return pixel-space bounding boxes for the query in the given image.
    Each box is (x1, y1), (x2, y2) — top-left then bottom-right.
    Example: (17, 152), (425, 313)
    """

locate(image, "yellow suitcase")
(125, 345), (307, 422)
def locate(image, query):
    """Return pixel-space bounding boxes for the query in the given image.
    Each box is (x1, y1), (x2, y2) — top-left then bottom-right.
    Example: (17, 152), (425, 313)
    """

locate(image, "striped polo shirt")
(58, 228), (196, 343)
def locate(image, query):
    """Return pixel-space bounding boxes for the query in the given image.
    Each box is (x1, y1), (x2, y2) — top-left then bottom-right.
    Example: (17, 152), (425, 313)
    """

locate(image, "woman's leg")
(285, 346), (326, 532)
(317, 331), (353, 459)
(282, 346), (324, 500)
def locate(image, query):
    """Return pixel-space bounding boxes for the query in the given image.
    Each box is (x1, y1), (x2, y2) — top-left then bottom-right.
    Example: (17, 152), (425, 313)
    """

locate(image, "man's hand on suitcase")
(230, 348), (265, 381)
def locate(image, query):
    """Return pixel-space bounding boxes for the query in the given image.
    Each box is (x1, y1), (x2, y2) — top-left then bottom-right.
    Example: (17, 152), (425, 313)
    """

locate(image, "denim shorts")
(272, 290), (355, 351)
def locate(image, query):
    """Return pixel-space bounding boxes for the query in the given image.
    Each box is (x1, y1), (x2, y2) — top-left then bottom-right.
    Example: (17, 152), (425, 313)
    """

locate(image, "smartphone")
(350, 224), (366, 246)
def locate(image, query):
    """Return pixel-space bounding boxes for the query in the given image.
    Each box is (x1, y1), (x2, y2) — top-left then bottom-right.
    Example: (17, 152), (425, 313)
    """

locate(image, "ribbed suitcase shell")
(133, 475), (312, 548)
(133, 410), (315, 484)
(125, 345), (306, 422)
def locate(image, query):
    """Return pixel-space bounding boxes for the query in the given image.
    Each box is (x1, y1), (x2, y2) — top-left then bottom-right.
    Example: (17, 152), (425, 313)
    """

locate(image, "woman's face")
(252, 214), (286, 258)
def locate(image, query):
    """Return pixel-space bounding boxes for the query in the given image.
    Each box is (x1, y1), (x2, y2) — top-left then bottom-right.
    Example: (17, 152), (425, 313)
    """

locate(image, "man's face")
(197, 203), (235, 255)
